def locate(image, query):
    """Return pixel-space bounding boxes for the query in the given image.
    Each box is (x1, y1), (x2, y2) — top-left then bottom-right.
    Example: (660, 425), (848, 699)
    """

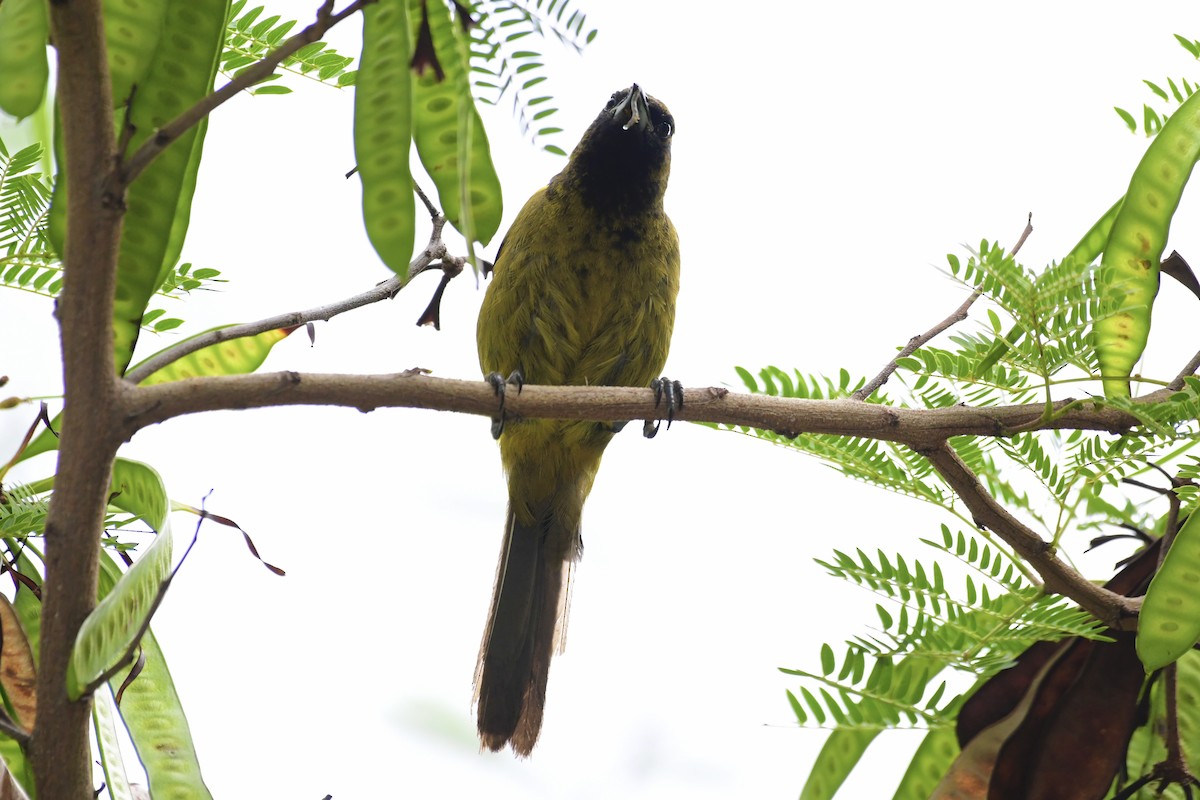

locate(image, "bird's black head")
(560, 84), (674, 217)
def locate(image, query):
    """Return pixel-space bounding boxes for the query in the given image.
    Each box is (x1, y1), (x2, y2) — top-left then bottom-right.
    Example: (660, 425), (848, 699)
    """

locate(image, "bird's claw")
(643, 377), (684, 439)
(487, 370), (524, 439)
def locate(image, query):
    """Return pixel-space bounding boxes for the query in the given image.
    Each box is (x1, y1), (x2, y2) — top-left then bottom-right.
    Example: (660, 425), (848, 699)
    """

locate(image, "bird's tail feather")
(475, 501), (577, 755)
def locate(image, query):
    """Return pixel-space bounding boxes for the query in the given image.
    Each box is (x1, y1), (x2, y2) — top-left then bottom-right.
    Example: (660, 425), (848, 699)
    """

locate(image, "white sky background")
(4, 1), (1200, 797)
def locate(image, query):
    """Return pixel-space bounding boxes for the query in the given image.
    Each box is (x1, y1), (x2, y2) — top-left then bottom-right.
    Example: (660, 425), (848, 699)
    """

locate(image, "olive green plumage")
(474, 85), (679, 755)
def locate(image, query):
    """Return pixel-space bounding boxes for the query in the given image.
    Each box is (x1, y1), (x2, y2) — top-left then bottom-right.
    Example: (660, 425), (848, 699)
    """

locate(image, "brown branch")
(116, 373), (1162, 624)
(37, 1), (127, 797)
(853, 213), (1035, 401)
(921, 442), (1140, 629)
(124, 213), (454, 384)
(120, 373), (1147, 447)
(121, 0), (373, 186)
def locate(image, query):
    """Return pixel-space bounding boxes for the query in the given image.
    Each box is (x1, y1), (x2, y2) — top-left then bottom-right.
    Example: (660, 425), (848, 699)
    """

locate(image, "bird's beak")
(611, 84), (651, 132)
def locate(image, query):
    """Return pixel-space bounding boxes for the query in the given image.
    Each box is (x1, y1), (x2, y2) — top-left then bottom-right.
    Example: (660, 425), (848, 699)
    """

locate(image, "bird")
(473, 84), (679, 756)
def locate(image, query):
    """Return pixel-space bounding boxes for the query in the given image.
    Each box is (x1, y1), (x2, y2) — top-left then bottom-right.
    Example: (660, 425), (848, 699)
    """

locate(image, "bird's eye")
(605, 91), (624, 110)
(656, 118), (673, 139)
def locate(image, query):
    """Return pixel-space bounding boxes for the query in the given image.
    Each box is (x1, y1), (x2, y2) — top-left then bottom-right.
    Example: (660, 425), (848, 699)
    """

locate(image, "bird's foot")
(643, 377), (683, 439)
(487, 370), (524, 439)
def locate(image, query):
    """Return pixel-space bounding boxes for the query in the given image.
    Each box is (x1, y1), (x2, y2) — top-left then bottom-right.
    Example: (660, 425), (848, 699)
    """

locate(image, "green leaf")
(235, 4), (262, 31)
(820, 643), (836, 676)
(265, 19), (296, 44)
(291, 41), (325, 61)
(786, 689), (807, 723)
(249, 13), (279, 38)
(1115, 106), (1137, 132)
(876, 604), (893, 629)
(800, 687), (826, 725)
(1168, 77), (1184, 103)
(1176, 33), (1200, 58)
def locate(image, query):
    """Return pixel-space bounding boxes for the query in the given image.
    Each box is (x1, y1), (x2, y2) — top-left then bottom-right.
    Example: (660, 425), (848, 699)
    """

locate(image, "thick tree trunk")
(32, 2), (123, 796)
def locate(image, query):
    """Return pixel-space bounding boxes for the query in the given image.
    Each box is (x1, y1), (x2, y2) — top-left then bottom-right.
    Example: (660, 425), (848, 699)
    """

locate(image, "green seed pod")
(410, 0), (503, 246)
(154, 115), (210, 292)
(69, 459), (173, 701)
(1069, 196), (1123, 269)
(17, 324), (296, 465)
(46, 109), (67, 259)
(93, 687), (134, 799)
(98, 552), (214, 799)
(0, 0), (49, 119)
(1138, 512), (1200, 672)
(1097, 89), (1200, 398)
(137, 325), (298, 386)
(104, 0), (170, 107)
(355, 0), (416, 277)
(112, 0), (229, 374)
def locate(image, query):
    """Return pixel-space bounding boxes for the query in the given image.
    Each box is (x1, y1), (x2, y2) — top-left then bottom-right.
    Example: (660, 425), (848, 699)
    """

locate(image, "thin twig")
(853, 213), (1034, 401)
(1009, 214), (1035, 255)
(1168, 348), (1200, 391)
(1155, 663), (1200, 793)
(414, 181), (439, 219)
(120, 0), (374, 186)
(0, 401), (49, 481)
(1123, 477), (1168, 495)
(1164, 662), (1186, 772)
(852, 291), (982, 401)
(1156, 471), (1184, 576)
(124, 217), (452, 384)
